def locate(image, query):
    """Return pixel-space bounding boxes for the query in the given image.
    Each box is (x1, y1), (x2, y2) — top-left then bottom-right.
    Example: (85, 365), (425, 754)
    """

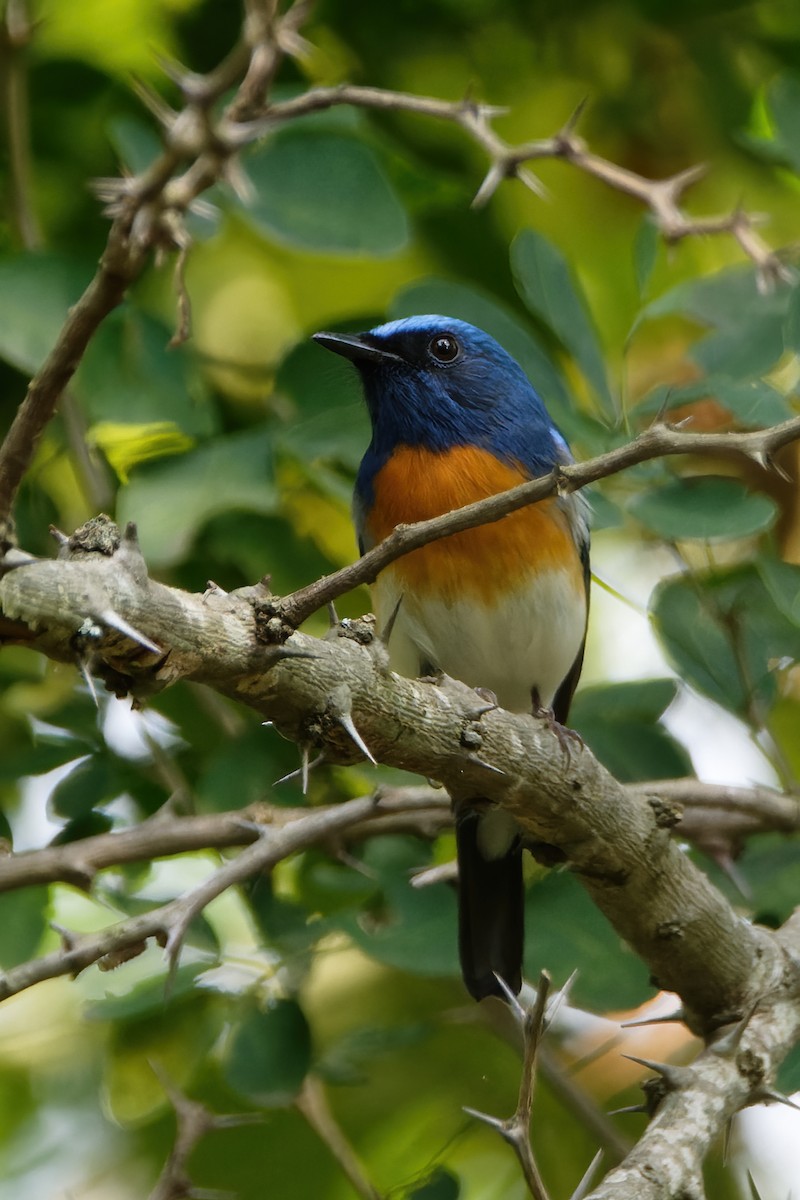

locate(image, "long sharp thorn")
(516, 165), (548, 200)
(710, 999), (759, 1057)
(465, 751), (506, 777)
(472, 163), (503, 208)
(570, 1149), (604, 1200)
(562, 95), (590, 136)
(78, 659), (100, 708)
(493, 971), (526, 1021)
(274, 753), (323, 788)
(621, 1009), (685, 1029)
(338, 711), (377, 766)
(622, 1054), (686, 1088)
(99, 609), (161, 655)
(327, 600), (339, 628)
(753, 1089), (800, 1112)
(546, 967), (579, 1026)
(607, 1103), (647, 1116)
(301, 744), (310, 795)
(463, 1106), (505, 1133)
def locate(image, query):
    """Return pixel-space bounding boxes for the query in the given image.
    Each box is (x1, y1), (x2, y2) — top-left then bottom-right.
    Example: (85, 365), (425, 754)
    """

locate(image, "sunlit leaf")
(74, 307), (216, 437)
(117, 428), (278, 566)
(88, 421), (195, 483)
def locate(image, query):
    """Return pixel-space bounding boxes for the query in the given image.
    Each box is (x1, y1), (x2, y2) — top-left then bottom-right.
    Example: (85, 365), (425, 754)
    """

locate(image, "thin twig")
(277, 414), (800, 625)
(263, 84), (788, 283)
(295, 1076), (382, 1200)
(0, 778), (794, 896)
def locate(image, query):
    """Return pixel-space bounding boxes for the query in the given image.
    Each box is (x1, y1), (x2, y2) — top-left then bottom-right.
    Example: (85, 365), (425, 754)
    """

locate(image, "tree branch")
(0, 0), (312, 526)
(263, 85), (789, 283)
(0, 520), (792, 1036)
(0, 778), (794, 896)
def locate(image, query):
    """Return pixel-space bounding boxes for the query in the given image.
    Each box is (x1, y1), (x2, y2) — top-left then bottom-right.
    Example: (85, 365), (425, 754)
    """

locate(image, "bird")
(313, 315), (590, 1001)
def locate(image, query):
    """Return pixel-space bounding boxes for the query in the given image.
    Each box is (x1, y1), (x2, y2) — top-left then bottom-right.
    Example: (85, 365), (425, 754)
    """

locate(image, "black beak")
(312, 331), (401, 365)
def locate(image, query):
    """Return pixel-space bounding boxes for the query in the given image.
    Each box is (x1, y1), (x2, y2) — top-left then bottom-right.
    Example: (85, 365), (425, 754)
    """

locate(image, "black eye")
(428, 334), (460, 363)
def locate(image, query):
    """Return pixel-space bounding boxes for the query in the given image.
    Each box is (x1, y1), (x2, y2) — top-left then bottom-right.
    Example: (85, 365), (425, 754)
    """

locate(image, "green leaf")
(116, 428), (277, 567)
(777, 1041), (800, 1095)
(51, 811), (114, 844)
(0, 887), (49, 969)
(766, 73), (800, 173)
(571, 680), (690, 783)
(572, 679), (677, 724)
(86, 963), (206, 1021)
(245, 131), (409, 257)
(637, 266), (790, 380)
(316, 1022), (431, 1086)
(74, 307), (215, 438)
(691, 316), (786, 380)
(389, 278), (577, 435)
(0, 253), (89, 374)
(633, 216), (659, 297)
(224, 1000), (312, 1107)
(525, 871), (650, 1010)
(275, 340), (370, 471)
(651, 567), (800, 715)
(50, 754), (119, 818)
(784, 282), (800, 355)
(629, 477), (778, 542)
(759, 555), (800, 626)
(704, 833), (800, 928)
(409, 1169), (461, 1200)
(636, 377), (792, 428)
(586, 488), (624, 531)
(296, 850), (379, 915)
(338, 836), (460, 978)
(511, 229), (614, 419)
(107, 114), (161, 174)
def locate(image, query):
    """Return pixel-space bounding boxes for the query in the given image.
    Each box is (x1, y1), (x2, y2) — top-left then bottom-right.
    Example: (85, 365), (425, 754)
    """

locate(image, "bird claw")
(530, 689), (584, 761)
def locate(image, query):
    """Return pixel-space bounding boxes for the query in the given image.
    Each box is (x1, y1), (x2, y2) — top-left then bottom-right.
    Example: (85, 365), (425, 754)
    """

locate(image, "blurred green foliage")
(2, 0), (800, 1196)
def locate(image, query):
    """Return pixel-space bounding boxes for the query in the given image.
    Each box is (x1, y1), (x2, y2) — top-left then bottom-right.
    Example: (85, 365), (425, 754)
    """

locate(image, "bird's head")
(313, 315), (568, 473)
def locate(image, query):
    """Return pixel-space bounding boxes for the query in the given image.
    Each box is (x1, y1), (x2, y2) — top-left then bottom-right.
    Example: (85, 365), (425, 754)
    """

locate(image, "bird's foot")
(530, 688), (584, 762)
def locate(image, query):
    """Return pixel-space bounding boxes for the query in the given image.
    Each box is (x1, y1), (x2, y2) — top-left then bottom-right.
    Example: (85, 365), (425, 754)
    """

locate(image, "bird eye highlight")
(428, 334), (460, 363)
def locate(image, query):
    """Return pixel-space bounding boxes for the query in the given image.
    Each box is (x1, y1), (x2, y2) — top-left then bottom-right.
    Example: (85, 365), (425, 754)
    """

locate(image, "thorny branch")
(0, 779), (794, 897)
(0, 0), (794, 528)
(1, 4), (800, 1198)
(0, 520), (793, 1035)
(263, 84), (788, 283)
(0, 0), (312, 526)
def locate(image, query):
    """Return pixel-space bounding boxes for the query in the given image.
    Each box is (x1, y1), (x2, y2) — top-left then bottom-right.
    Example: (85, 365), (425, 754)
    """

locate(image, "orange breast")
(365, 445), (582, 605)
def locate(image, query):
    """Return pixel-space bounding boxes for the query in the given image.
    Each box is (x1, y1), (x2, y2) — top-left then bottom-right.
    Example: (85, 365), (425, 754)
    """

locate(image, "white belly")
(374, 567), (586, 714)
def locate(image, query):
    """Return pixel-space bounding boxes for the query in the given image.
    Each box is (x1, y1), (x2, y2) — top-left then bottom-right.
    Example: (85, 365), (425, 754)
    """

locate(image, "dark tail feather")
(455, 809), (523, 1001)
